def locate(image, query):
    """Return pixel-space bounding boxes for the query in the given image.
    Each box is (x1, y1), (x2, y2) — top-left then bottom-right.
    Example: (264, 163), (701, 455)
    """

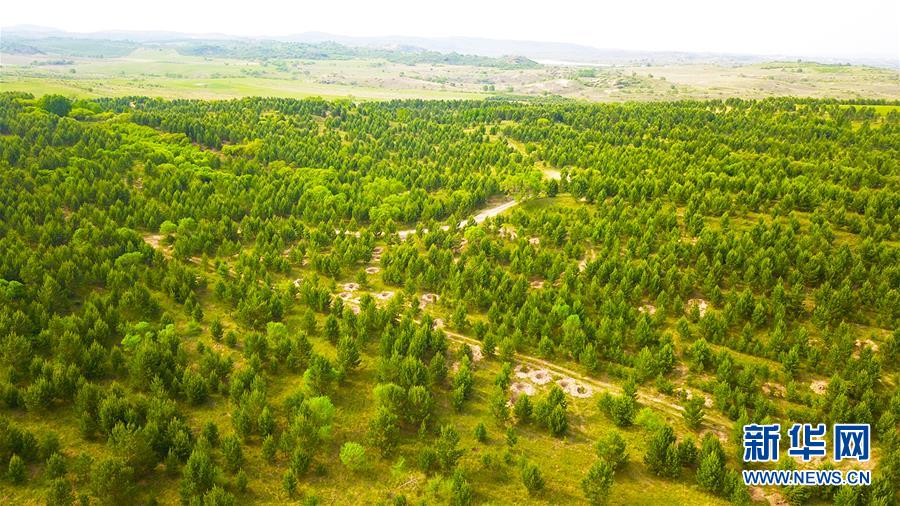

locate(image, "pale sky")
(3, 0), (899, 59)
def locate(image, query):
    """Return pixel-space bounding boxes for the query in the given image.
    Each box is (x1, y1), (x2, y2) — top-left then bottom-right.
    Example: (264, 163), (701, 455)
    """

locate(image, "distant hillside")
(0, 36), (139, 58)
(1, 29), (540, 69)
(282, 32), (767, 66)
(175, 40), (541, 68)
(4, 25), (894, 68)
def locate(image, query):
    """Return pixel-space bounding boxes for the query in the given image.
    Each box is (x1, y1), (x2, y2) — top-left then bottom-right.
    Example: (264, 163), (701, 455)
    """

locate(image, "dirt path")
(150, 217), (729, 434)
(397, 198), (519, 239)
(465, 199), (519, 226)
(337, 295), (731, 433)
(436, 325), (730, 431)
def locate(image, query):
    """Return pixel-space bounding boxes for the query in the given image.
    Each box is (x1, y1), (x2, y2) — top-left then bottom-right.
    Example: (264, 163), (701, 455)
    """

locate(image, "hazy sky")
(4, 0), (899, 59)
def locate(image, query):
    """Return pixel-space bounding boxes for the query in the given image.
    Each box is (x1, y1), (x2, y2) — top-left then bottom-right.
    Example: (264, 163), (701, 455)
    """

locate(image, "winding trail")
(338, 293), (732, 435)
(438, 322), (731, 433)
(143, 194), (731, 435)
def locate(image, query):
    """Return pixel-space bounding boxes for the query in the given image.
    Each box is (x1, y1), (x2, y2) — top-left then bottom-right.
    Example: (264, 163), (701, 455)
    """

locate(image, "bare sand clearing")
(687, 298), (709, 317)
(419, 293), (439, 308)
(143, 233), (165, 249)
(556, 378), (594, 398)
(638, 304), (657, 315)
(529, 369), (553, 385)
(810, 380), (828, 395)
(510, 381), (536, 398)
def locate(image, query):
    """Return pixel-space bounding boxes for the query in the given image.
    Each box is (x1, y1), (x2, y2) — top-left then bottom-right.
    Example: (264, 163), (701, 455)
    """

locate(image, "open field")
(2, 48), (898, 101)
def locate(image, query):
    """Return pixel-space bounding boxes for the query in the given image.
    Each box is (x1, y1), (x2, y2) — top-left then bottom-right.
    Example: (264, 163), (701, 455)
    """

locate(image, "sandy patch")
(853, 338), (879, 358)
(749, 487), (766, 503)
(372, 246), (384, 255)
(638, 304), (657, 315)
(143, 233), (165, 250)
(419, 293), (439, 308)
(342, 283), (360, 292)
(749, 487), (788, 505)
(529, 369), (553, 385)
(687, 298), (709, 317)
(371, 254), (382, 262)
(809, 380), (827, 395)
(432, 318), (444, 329)
(529, 237), (540, 246)
(499, 226), (518, 240)
(375, 291), (394, 301)
(530, 280), (545, 289)
(762, 382), (786, 397)
(510, 381), (536, 399)
(556, 377), (594, 398)
(365, 266), (380, 274)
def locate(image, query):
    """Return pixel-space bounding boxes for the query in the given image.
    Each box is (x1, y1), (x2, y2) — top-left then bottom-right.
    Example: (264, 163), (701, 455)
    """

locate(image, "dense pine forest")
(0, 92), (897, 505)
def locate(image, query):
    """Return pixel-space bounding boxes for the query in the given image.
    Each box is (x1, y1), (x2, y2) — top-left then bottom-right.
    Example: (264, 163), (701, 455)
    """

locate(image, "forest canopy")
(0, 92), (897, 505)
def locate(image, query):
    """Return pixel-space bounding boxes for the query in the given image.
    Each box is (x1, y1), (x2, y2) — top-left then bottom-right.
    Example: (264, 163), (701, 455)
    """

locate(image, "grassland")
(2, 48), (898, 102)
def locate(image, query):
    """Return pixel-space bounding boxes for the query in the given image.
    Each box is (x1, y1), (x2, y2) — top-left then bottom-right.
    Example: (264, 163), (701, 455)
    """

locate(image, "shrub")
(340, 442), (367, 472)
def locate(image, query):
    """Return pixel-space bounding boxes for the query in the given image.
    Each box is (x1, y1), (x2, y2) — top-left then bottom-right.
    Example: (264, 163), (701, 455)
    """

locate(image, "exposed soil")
(142, 233), (166, 251)
(469, 344), (483, 363)
(762, 382), (786, 397)
(510, 381), (536, 399)
(499, 226), (518, 240)
(419, 293), (439, 308)
(529, 369), (553, 385)
(810, 380), (828, 395)
(638, 304), (657, 315)
(687, 298), (709, 317)
(556, 378), (594, 398)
